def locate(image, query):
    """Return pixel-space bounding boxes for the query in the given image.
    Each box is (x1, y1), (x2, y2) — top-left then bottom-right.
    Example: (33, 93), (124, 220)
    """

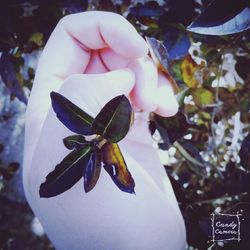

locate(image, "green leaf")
(191, 88), (214, 106)
(29, 32), (44, 46)
(102, 142), (135, 194)
(63, 135), (89, 150)
(92, 95), (132, 143)
(39, 146), (92, 198)
(83, 149), (102, 192)
(50, 91), (94, 135)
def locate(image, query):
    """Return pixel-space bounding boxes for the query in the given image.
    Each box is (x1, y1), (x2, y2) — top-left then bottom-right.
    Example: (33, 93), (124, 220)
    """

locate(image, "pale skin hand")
(23, 11), (186, 250)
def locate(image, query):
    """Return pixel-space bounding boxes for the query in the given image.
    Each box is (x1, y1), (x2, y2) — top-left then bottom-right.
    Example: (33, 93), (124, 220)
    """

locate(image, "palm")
(23, 11), (185, 250)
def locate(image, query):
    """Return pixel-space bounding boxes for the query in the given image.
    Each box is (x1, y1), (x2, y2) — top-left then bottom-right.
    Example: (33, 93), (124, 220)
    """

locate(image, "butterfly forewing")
(146, 36), (179, 93)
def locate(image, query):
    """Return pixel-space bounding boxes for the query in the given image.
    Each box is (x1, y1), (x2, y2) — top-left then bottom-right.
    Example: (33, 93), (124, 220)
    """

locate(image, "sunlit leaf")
(39, 146), (92, 198)
(92, 95), (132, 143)
(181, 55), (205, 88)
(63, 135), (89, 150)
(50, 91), (94, 135)
(29, 32), (43, 46)
(102, 142), (135, 194)
(192, 88), (214, 106)
(146, 36), (179, 93)
(83, 149), (102, 193)
(187, 0), (250, 35)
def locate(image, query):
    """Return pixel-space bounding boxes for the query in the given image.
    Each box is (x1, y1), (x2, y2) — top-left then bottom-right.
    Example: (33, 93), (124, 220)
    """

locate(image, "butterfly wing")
(101, 142), (135, 194)
(146, 36), (179, 93)
(83, 148), (102, 193)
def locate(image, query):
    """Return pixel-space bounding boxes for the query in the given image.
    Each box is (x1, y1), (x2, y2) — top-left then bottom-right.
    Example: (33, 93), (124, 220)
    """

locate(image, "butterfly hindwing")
(146, 36), (179, 93)
(102, 143), (135, 194)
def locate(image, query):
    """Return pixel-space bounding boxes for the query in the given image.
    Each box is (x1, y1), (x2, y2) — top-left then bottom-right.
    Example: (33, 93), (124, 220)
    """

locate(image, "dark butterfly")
(146, 36), (179, 94)
(39, 92), (135, 198)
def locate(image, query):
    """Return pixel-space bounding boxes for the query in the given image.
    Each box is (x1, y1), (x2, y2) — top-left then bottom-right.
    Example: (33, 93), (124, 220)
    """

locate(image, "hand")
(23, 11), (186, 250)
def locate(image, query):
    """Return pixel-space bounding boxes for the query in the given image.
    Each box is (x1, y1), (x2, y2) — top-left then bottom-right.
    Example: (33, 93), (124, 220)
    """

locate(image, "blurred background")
(0, 0), (249, 249)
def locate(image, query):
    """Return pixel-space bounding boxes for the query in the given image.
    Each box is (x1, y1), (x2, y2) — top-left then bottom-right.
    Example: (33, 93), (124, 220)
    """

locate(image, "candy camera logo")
(211, 212), (241, 242)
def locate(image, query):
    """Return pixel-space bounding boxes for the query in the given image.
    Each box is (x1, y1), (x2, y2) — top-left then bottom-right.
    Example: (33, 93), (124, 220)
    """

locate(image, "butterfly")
(146, 36), (179, 94)
(39, 92), (135, 198)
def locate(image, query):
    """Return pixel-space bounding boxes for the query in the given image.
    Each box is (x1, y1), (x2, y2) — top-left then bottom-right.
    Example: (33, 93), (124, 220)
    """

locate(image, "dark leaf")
(62, 0), (88, 14)
(102, 142), (135, 194)
(0, 52), (27, 104)
(146, 36), (170, 72)
(153, 111), (197, 146)
(180, 140), (206, 176)
(130, 1), (165, 18)
(83, 148), (102, 193)
(97, 0), (117, 12)
(168, 174), (187, 205)
(165, 0), (198, 26)
(223, 203), (250, 249)
(0, 144), (4, 153)
(235, 56), (250, 80)
(185, 207), (210, 249)
(163, 27), (191, 60)
(92, 95), (132, 143)
(240, 132), (250, 170)
(146, 36), (179, 93)
(39, 146), (92, 198)
(63, 135), (89, 150)
(188, 0), (250, 35)
(50, 91), (94, 135)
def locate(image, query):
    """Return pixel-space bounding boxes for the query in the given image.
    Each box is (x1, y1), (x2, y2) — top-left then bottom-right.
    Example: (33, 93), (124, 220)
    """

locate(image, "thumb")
(58, 68), (135, 117)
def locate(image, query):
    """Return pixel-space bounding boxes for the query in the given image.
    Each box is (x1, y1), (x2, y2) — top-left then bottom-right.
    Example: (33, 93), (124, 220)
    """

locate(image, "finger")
(128, 57), (158, 112)
(85, 50), (109, 74)
(154, 72), (179, 117)
(99, 47), (130, 71)
(35, 11), (148, 85)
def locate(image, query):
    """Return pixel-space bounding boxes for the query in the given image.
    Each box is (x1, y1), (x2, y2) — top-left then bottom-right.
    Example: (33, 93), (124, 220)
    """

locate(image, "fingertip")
(154, 86), (179, 117)
(128, 57), (158, 112)
(100, 13), (148, 59)
(105, 68), (135, 95)
(134, 36), (148, 58)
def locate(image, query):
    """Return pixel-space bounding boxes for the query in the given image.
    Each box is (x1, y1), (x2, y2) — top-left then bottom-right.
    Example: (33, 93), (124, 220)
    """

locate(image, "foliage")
(0, 0), (250, 249)
(40, 93), (134, 197)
